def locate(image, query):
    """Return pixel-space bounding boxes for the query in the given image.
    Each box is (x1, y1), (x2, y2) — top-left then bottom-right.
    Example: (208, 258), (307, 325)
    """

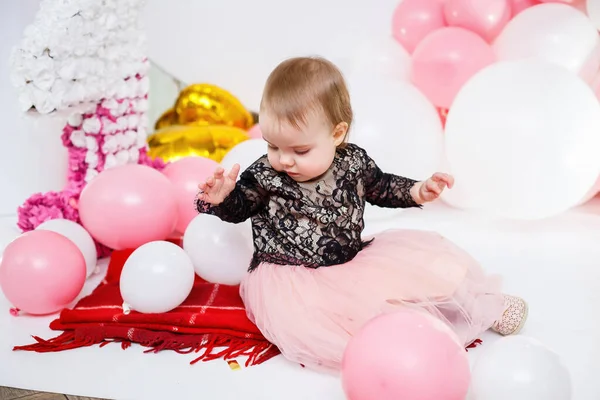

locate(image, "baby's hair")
(260, 56), (353, 145)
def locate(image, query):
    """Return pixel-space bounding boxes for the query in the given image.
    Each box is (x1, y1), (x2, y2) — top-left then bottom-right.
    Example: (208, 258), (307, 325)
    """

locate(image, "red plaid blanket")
(14, 246), (280, 367)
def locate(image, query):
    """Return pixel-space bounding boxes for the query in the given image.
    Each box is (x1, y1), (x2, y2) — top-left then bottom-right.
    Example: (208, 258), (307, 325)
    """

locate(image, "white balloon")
(183, 214), (252, 285)
(347, 76), (444, 221)
(493, 4), (600, 82)
(36, 219), (98, 278)
(220, 139), (267, 176)
(439, 153), (478, 210)
(445, 60), (600, 220)
(471, 336), (572, 400)
(120, 241), (195, 314)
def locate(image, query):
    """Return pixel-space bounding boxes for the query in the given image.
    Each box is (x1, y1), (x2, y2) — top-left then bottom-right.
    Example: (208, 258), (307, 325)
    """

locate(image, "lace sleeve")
(195, 169), (268, 223)
(360, 148), (422, 209)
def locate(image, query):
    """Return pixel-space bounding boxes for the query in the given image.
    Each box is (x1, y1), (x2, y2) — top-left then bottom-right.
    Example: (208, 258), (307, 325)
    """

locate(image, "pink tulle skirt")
(240, 229), (505, 373)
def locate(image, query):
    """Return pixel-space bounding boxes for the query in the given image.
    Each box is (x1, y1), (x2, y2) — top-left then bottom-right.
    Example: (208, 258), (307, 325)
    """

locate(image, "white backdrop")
(143, 0), (403, 112)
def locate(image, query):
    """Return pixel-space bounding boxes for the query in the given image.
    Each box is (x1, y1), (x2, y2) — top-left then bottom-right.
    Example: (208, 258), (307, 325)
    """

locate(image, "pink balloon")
(411, 27), (495, 108)
(342, 310), (470, 400)
(247, 124), (263, 140)
(539, 0), (578, 3)
(0, 230), (86, 315)
(162, 156), (219, 234)
(391, 0), (446, 53)
(510, 0), (540, 14)
(443, 0), (512, 42)
(79, 164), (178, 250)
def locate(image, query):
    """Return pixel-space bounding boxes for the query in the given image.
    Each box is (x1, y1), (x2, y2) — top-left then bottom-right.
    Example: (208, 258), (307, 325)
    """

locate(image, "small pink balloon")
(247, 124), (263, 140)
(79, 164), (178, 250)
(411, 27), (495, 108)
(510, 0), (540, 14)
(342, 309), (470, 400)
(444, 0), (512, 42)
(391, 0), (446, 53)
(0, 230), (86, 315)
(162, 156), (220, 234)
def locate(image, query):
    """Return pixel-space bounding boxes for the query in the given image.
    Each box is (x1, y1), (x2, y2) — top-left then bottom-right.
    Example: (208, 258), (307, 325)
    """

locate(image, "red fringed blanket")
(14, 247), (280, 367)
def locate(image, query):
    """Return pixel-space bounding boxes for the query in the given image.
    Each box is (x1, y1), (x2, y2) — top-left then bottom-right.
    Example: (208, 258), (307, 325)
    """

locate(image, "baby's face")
(259, 110), (342, 182)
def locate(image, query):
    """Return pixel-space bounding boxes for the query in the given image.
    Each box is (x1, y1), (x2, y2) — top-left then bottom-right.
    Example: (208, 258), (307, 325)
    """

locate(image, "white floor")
(1, 200), (600, 400)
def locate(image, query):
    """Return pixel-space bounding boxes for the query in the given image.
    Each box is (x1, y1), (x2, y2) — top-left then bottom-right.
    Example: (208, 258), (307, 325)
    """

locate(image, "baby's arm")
(361, 149), (423, 209)
(196, 169), (268, 223)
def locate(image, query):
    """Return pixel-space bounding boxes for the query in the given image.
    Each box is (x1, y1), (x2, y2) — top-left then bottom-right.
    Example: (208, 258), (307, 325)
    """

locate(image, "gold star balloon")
(154, 108), (178, 130)
(147, 125), (249, 163)
(174, 83), (254, 129)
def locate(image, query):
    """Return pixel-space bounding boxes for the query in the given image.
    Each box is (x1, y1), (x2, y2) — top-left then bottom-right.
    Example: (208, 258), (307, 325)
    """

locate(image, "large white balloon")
(439, 153), (479, 210)
(220, 139), (267, 176)
(348, 77), (444, 221)
(183, 214), (252, 285)
(471, 336), (572, 400)
(120, 241), (195, 314)
(493, 3), (600, 82)
(445, 60), (600, 220)
(36, 218), (98, 278)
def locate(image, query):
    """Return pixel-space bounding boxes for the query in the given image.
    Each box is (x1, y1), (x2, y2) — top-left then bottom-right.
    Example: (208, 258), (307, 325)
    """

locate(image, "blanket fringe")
(13, 330), (280, 367)
(13, 332), (96, 352)
(465, 338), (482, 351)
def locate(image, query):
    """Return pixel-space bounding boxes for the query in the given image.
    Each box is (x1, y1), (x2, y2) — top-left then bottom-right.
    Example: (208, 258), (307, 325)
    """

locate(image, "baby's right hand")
(197, 164), (240, 205)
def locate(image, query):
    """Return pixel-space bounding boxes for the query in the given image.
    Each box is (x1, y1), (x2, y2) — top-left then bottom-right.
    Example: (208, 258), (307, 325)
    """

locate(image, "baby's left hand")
(418, 173), (454, 203)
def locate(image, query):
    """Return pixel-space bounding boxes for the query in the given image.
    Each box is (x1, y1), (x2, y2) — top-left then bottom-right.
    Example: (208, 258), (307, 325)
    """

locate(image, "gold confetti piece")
(228, 360), (241, 371)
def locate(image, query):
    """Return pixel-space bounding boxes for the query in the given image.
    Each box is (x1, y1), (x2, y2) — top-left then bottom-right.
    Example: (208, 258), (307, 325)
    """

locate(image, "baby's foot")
(491, 294), (528, 336)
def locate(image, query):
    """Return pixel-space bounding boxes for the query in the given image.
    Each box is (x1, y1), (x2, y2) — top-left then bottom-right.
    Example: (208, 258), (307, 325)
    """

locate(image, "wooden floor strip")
(0, 387), (106, 400)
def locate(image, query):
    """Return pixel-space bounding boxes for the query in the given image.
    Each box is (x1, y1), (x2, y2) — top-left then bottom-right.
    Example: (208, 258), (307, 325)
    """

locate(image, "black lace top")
(195, 143), (422, 271)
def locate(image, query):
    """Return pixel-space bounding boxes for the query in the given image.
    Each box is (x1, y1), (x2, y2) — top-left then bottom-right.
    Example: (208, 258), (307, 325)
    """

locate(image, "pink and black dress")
(196, 143), (505, 373)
